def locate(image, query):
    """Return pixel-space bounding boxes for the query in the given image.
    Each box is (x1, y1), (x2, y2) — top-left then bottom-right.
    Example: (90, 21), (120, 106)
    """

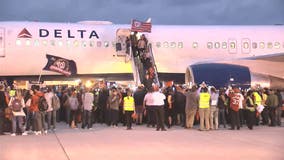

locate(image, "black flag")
(43, 54), (77, 76)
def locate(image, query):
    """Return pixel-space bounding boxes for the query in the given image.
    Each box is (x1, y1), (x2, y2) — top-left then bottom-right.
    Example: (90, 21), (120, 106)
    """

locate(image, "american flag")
(131, 19), (152, 33)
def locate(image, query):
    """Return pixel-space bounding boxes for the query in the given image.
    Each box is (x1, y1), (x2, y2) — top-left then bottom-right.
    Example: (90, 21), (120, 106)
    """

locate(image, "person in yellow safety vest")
(253, 90), (262, 125)
(123, 90), (135, 130)
(198, 87), (211, 131)
(260, 89), (269, 125)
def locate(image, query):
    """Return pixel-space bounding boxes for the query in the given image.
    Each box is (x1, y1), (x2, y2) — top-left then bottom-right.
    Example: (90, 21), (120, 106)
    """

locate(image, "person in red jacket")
(30, 85), (45, 135)
(228, 87), (242, 130)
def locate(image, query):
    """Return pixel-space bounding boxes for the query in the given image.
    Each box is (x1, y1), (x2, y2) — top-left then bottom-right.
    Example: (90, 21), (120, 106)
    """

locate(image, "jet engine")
(185, 63), (284, 89)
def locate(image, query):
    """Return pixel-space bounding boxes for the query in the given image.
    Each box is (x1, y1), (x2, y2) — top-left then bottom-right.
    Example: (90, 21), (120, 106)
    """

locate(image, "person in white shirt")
(82, 88), (94, 129)
(144, 85), (166, 131)
(143, 88), (156, 128)
(45, 88), (56, 131)
(210, 87), (219, 130)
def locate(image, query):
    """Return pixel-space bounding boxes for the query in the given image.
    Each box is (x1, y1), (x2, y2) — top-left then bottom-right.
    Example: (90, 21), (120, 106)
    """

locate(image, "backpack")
(69, 97), (78, 110)
(11, 98), (22, 112)
(52, 95), (60, 111)
(38, 96), (48, 111)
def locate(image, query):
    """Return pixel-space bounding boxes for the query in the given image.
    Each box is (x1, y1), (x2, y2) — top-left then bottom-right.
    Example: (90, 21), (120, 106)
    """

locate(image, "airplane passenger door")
(116, 29), (131, 57)
(241, 38), (251, 54)
(228, 39), (237, 54)
(0, 28), (5, 57)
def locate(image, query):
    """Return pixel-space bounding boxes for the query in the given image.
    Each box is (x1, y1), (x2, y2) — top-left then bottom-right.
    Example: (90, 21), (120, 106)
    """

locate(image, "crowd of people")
(0, 81), (283, 136)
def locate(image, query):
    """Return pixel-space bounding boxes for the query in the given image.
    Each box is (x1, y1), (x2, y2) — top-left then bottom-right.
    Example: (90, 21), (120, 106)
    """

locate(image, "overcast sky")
(0, 0), (283, 25)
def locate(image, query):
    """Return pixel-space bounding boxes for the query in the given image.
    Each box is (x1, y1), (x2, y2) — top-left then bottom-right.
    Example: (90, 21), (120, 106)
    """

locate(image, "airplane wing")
(244, 52), (284, 62)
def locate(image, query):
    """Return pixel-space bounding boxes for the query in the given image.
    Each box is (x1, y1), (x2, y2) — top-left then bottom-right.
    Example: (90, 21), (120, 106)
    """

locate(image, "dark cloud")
(0, 0), (283, 25)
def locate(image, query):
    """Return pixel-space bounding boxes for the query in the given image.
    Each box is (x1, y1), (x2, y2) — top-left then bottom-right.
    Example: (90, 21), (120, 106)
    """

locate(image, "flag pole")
(37, 70), (43, 84)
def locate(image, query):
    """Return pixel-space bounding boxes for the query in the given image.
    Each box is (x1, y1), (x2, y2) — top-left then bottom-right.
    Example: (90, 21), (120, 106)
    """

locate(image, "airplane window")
(207, 42), (213, 49)
(50, 40), (55, 46)
(192, 42), (198, 49)
(42, 40), (48, 46)
(89, 41), (95, 47)
(214, 42), (220, 49)
(267, 42), (273, 49)
(222, 42), (227, 49)
(156, 42), (161, 48)
(259, 42), (265, 49)
(73, 40), (79, 47)
(112, 41), (116, 48)
(230, 42), (236, 49)
(66, 40), (71, 47)
(170, 42), (176, 48)
(16, 39), (21, 46)
(178, 42), (183, 48)
(26, 40), (31, 46)
(104, 41), (109, 48)
(243, 42), (249, 49)
(163, 42), (169, 48)
(34, 40), (40, 47)
(57, 41), (62, 47)
(97, 41), (102, 47)
(252, 42), (257, 49)
(274, 42), (280, 49)
(82, 41), (87, 47)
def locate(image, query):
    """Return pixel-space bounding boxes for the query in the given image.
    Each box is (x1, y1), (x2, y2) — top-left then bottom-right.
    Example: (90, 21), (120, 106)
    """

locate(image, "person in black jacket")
(174, 87), (186, 127)
(133, 85), (146, 125)
(0, 84), (8, 135)
(275, 90), (283, 126)
(217, 89), (227, 128)
(246, 90), (256, 130)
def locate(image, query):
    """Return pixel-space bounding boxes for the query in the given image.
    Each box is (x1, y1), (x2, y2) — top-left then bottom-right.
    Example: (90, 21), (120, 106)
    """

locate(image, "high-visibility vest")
(246, 97), (255, 112)
(253, 92), (262, 106)
(199, 93), (210, 109)
(124, 96), (135, 111)
(9, 90), (16, 97)
(262, 93), (267, 106)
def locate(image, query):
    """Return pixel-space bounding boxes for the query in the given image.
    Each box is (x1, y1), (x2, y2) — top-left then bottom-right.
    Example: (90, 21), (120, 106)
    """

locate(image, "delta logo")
(17, 28), (32, 38)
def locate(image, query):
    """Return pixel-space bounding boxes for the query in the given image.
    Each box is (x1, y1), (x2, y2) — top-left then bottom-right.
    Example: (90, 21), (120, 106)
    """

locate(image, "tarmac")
(0, 122), (283, 160)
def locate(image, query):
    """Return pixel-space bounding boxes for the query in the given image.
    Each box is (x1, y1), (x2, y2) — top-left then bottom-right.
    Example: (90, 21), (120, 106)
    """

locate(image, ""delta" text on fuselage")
(39, 29), (99, 39)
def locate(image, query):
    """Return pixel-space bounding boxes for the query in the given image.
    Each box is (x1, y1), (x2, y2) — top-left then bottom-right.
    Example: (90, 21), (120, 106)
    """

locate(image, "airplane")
(0, 20), (284, 89)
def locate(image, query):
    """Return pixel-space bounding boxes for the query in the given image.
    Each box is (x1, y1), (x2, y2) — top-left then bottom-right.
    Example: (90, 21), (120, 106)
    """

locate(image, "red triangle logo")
(17, 28), (32, 38)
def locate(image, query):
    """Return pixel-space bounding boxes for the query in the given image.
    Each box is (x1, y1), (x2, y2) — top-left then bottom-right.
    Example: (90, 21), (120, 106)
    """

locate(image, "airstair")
(115, 29), (159, 87)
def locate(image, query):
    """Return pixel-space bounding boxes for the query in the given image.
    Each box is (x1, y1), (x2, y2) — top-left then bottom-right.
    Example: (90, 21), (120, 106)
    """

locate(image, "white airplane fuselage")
(0, 21), (284, 87)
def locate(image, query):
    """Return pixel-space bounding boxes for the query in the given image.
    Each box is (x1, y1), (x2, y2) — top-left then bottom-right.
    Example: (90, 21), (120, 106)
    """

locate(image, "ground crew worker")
(123, 90), (135, 130)
(253, 90), (262, 125)
(246, 90), (256, 130)
(198, 87), (211, 131)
